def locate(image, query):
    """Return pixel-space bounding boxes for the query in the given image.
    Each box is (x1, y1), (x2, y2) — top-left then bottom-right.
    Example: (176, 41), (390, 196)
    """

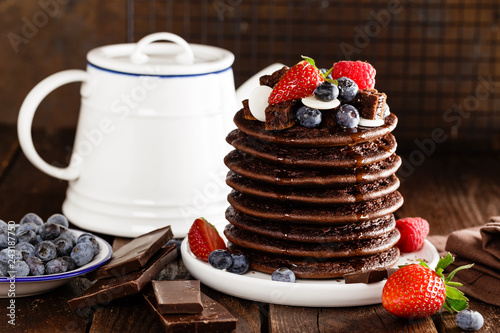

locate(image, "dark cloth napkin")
(427, 217), (500, 306)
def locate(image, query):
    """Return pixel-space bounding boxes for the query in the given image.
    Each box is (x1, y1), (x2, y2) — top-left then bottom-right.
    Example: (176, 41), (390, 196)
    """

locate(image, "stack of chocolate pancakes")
(223, 109), (404, 279)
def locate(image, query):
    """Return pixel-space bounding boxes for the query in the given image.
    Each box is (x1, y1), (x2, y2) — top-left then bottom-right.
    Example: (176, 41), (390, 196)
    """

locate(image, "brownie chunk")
(264, 100), (299, 131)
(259, 66), (288, 88)
(242, 99), (257, 121)
(352, 89), (387, 120)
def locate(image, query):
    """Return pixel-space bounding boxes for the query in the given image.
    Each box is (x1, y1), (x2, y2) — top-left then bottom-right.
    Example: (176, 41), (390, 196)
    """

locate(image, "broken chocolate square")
(68, 245), (177, 311)
(242, 99), (258, 121)
(143, 284), (237, 332)
(152, 280), (203, 314)
(88, 226), (173, 280)
(343, 267), (397, 284)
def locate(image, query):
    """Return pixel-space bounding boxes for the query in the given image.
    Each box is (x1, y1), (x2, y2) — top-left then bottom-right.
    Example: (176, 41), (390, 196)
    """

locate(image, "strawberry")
(395, 217), (430, 253)
(188, 218), (226, 261)
(332, 60), (376, 90)
(268, 56), (324, 105)
(382, 253), (473, 319)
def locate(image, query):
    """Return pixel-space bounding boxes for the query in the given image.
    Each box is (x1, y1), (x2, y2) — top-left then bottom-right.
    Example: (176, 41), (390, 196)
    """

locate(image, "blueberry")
(36, 235), (44, 244)
(319, 68), (333, 80)
(53, 237), (73, 257)
(71, 242), (94, 267)
(0, 262), (7, 276)
(0, 220), (7, 232)
(314, 81), (339, 102)
(46, 214), (69, 228)
(20, 213), (43, 226)
(208, 250), (233, 270)
(60, 256), (76, 271)
(0, 248), (22, 264)
(336, 105), (360, 128)
(15, 242), (36, 261)
(16, 230), (37, 244)
(0, 230), (9, 250)
(296, 106), (322, 128)
(166, 238), (183, 259)
(337, 77), (359, 102)
(77, 235), (100, 256)
(12, 260), (30, 277)
(35, 241), (57, 262)
(456, 309), (484, 331)
(58, 229), (77, 246)
(26, 257), (45, 276)
(271, 267), (296, 283)
(16, 221), (39, 235)
(45, 257), (68, 275)
(39, 223), (61, 240)
(226, 253), (249, 275)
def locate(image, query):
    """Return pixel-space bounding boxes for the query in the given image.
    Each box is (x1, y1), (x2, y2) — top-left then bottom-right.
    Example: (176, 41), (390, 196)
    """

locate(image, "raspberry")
(395, 217), (430, 253)
(332, 61), (376, 90)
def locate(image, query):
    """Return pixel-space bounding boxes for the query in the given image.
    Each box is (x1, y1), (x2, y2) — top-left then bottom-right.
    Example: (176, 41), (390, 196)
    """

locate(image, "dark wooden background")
(1, 0), (499, 151)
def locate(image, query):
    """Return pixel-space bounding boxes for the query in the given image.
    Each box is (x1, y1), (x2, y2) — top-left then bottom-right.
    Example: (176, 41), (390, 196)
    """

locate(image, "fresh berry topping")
(272, 267), (296, 283)
(382, 254), (472, 319)
(319, 68), (333, 80)
(332, 60), (376, 90)
(268, 56), (324, 105)
(296, 106), (322, 128)
(395, 217), (430, 253)
(45, 257), (68, 275)
(12, 260), (30, 277)
(19, 212), (43, 226)
(46, 213), (69, 228)
(336, 77), (359, 102)
(456, 309), (484, 331)
(208, 249), (233, 270)
(36, 241), (57, 262)
(15, 242), (36, 261)
(336, 105), (360, 128)
(187, 217), (226, 261)
(226, 253), (249, 275)
(39, 223), (61, 240)
(26, 257), (45, 276)
(70, 242), (94, 266)
(314, 81), (339, 102)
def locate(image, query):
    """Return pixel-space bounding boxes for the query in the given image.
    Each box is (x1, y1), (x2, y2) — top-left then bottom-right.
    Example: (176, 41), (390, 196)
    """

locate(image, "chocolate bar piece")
(152, 280), (203, 314)
(351, 89), (387, 120)
(68, 245), (177, 311)
(259, 66), (288, 88)
(143, 285), (237, 332)
(344, 267), (398, 284)
(88, 226), (173, 280)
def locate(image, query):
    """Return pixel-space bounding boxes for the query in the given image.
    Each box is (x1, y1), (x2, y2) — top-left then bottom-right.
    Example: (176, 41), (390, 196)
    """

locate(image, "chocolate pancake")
(225, 150), (402, 186)
(226, 172), (400, 204)
(226, 129), (397, 168)
(228, 243), (400, 279)
(224, 224), (400, 258)
(225, 207), (397, 242)
(233, 109), (398, 147)
(227, 190), (404, 224)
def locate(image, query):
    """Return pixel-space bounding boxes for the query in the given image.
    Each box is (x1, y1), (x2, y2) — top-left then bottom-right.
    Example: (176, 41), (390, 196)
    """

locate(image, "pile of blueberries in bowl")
(0, 213), (100, 277)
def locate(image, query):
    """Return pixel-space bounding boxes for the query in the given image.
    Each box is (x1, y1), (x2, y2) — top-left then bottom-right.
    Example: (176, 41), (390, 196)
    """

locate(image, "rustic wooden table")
(1, 124), (499, 332)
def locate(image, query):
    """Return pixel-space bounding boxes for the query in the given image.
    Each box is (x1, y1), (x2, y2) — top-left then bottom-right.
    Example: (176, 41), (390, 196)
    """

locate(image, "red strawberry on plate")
(268, 56), (324, 105)
(332, 60), (376, 90)
(382, 254), (472, 319)
(188, 218), (226, 261)
(396, 217), (430, 253)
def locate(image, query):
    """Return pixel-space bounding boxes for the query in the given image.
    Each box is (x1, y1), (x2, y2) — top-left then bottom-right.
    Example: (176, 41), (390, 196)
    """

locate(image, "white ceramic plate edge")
(182, 238), (440, 307)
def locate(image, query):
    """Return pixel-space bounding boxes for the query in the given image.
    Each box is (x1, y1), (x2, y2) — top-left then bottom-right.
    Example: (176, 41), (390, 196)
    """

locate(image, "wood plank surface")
(1, 125), (500, 333)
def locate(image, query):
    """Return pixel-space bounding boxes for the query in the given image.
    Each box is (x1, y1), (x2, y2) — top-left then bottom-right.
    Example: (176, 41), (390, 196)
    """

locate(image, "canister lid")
(86, 32), (234, 76)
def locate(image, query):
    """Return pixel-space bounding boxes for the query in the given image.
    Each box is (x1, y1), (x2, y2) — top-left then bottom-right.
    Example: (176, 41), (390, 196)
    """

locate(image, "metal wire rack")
(126, 0), (500, 149)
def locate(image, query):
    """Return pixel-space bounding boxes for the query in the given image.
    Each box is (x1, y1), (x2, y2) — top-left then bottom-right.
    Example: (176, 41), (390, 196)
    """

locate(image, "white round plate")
(182, 237), (440, 307)
(0, 229), (112, 298)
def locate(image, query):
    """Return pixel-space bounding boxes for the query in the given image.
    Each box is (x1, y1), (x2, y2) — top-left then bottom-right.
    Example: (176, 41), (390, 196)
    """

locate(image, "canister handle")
(130, 32), (195, 65)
